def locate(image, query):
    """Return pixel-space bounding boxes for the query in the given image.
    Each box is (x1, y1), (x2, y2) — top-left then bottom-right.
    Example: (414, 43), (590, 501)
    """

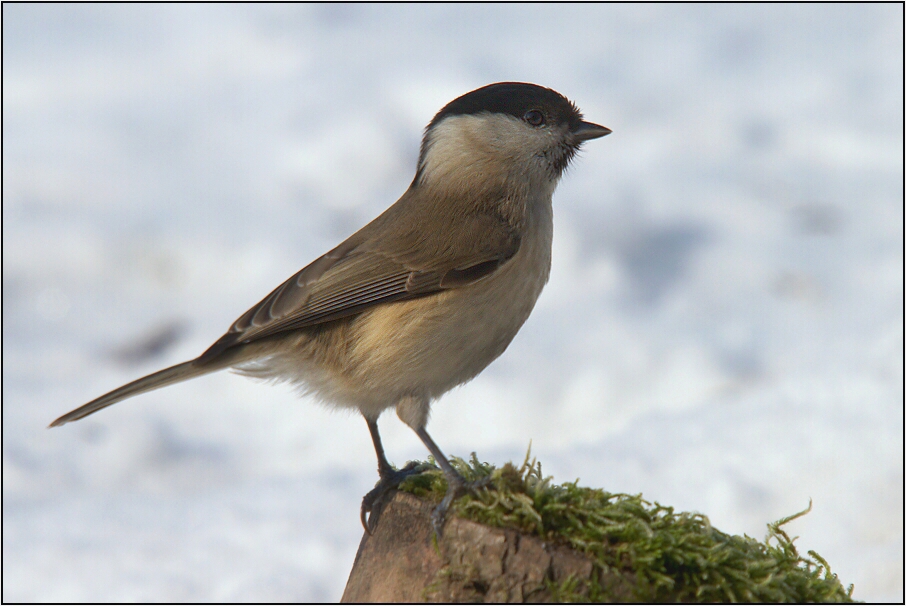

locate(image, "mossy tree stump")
(341, 456), (856, 603)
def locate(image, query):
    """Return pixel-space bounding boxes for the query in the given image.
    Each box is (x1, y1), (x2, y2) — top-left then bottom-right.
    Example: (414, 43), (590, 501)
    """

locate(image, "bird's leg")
(360, 417), (425, 533)
(413, 425), (489, 536)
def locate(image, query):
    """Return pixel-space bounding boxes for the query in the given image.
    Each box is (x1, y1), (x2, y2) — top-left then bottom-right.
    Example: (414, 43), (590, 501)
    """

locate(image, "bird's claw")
(430, 474), (492, 537)
(360, 461), (427, 533)
(360, 461), (492, 537)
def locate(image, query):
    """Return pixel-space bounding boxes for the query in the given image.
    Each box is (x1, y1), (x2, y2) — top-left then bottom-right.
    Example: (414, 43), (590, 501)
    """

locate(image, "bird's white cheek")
(418, 114), (548, 188)
(418, 118), (487, 186)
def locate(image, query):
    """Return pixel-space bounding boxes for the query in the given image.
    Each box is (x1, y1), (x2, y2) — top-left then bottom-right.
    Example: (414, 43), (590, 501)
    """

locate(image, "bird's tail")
(49, 358), (226, 428)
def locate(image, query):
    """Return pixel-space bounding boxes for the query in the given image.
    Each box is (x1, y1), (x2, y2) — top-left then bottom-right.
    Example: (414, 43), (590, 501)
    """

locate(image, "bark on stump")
(342, 491), (634, 603)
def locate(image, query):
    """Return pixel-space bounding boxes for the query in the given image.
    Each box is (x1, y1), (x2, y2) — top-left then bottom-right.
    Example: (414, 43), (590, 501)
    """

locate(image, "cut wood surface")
(341, 491), (633, 603)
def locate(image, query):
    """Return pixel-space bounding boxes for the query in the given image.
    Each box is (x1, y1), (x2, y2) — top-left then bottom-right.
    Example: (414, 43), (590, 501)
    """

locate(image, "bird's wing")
(198, 197), (520, 362)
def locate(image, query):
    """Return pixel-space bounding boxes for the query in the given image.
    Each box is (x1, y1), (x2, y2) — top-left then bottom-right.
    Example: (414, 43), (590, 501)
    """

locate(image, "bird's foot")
(360, 461), (430, 533)
(431, 473), (492, 537)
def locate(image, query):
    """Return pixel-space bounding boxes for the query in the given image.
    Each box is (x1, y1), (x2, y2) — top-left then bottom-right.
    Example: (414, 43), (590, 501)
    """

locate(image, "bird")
(50, 82), (611, 533)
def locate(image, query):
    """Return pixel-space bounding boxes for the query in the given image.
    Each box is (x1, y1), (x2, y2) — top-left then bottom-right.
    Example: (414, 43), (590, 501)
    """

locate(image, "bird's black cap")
(428, 82), (585, 131)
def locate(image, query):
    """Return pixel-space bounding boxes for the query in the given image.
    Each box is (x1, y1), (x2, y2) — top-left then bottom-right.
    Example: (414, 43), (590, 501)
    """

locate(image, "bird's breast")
(345, 193), (554, 404)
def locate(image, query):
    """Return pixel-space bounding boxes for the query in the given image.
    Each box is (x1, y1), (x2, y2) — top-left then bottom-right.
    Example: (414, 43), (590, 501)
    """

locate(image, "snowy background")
(3, 4), (903, 602)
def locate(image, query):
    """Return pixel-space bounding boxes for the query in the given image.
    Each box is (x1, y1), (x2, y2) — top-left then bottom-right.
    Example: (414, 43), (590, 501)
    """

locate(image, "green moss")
(399, 450), (857, 603)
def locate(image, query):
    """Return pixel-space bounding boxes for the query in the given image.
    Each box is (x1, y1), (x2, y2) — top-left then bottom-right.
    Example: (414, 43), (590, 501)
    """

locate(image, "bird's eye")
(523, 110), (545, 126)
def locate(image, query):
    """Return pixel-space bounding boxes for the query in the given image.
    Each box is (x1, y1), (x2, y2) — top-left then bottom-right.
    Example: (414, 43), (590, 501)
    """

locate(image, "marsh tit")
(50, 82), (611, 532)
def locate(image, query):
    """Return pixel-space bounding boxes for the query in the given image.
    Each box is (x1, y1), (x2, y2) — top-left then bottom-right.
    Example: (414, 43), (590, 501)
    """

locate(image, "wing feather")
(198, 191), (521, 363)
